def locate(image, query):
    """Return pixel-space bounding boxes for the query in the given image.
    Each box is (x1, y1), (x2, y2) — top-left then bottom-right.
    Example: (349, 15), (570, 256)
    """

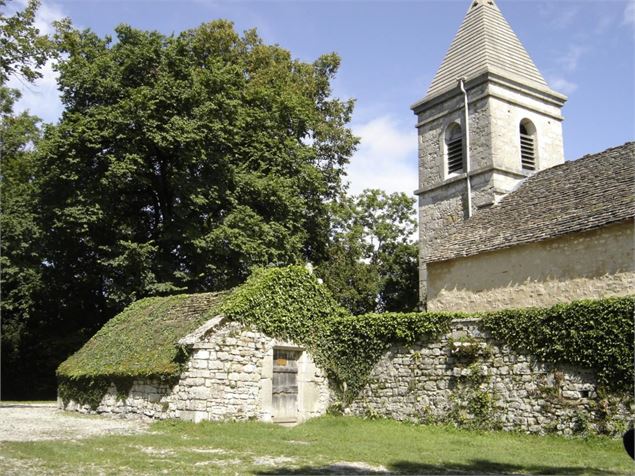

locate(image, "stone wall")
(427, 221), (635, 312)
(60, 315), (632, 436)
(61, 379), (173, 419)
(59, 319), (331, 423)
(347, 319), (632, 435)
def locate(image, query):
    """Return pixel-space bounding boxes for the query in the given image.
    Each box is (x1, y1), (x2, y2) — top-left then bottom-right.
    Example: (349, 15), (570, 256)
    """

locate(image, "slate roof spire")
(427, 0), (548, 97)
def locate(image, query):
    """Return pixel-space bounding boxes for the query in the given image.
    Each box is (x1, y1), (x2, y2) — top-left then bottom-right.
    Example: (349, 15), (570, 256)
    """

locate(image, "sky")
(6, 0), (635, 198)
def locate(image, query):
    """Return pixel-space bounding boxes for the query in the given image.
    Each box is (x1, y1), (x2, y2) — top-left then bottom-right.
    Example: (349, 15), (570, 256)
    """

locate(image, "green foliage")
(321, 311), (459, 401)
(317, 240), (381, 315)
(41, 20), (356, 301)
(0, 0), (58, 84)
(318, 189), (419, 314)
(221, 265), (347, 342)
(482, 296), (634, 392)
(0, 84), (50, 398)
(4, 18), (357, 398)
(57, 377), (110, 410)
(57, 292), (226, 379)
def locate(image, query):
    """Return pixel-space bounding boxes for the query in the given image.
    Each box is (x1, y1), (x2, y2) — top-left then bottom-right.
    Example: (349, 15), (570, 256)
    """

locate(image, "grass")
(0, 416), (632, 475)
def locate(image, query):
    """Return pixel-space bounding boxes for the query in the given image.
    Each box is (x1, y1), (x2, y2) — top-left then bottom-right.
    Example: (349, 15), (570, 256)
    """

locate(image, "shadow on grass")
(256, 458), (625, 475)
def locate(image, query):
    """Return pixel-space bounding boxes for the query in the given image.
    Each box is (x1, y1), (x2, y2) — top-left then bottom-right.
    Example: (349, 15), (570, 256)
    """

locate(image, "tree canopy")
(42, 21), (356, 297)
(2, 19), (358, 398)
(0, 0), (55, 83)
(1, 8), (419, 399)
(318, 189), (419, 314)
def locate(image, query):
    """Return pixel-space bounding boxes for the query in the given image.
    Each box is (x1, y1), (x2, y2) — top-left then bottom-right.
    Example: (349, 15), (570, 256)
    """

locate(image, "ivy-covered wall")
(346, 318), (633, 436)
(59, 266), (633, 436)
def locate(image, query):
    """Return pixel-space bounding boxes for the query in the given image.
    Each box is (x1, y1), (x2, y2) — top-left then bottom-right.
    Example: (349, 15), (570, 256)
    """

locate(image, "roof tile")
(426, 142), (635, 262)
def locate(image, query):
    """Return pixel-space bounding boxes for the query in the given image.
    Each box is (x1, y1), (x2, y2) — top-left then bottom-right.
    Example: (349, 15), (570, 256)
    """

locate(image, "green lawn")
(0, 416), (632, 475)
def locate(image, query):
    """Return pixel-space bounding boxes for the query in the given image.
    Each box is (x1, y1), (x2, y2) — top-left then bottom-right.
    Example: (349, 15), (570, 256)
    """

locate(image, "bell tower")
(413, 0), (567, 307)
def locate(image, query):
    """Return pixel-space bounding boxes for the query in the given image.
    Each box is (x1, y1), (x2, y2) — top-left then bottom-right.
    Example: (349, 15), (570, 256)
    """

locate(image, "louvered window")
(520, 122), (536, 171)
(445, 123), (464, 175)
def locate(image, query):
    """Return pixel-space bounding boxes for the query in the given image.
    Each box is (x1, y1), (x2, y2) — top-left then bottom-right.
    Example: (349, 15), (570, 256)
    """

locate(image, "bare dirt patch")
(0, 402), (149, 442)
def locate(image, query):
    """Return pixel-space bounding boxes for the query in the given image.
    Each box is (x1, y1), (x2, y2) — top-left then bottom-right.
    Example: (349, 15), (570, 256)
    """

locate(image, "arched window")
(445, 123), (463, 175)
(519, 119), (536, 171)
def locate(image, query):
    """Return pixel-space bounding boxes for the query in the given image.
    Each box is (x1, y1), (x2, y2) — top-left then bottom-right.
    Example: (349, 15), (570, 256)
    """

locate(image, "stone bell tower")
(413, 0), (567, 307)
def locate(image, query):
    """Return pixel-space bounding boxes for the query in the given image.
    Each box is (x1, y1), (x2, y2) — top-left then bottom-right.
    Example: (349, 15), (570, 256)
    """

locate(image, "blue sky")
(7, 0), (635, 197)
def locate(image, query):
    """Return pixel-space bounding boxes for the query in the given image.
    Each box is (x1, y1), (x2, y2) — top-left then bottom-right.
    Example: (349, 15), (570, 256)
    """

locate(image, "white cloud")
(558, 45), (587, 73)
(547, 76), (578, 95)
(6, 0), (66, 123)
(7, 60), (63, 123)
(546, 43), (587, 97)
(538, 4), (579, 30)
(624, 2), (635, 26)
(345, 116), (418, 197)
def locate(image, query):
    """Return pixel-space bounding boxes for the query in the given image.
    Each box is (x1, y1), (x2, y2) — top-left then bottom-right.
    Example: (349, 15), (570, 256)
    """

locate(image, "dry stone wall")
(61, 379), (173, 419)
(59, 320), (331, 423)
(61, 318), (631, 436)
(347, 319), (632, 435)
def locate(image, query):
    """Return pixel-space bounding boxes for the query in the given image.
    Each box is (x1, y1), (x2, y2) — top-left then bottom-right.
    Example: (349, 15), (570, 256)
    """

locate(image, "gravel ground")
(0, 402), (149, 442)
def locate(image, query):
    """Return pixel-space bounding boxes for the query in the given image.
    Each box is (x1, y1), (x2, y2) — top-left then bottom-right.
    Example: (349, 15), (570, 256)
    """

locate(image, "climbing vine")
(320, 312), (458, 401)
(221, 266), (460, 401)
(59, 264), (634, 422)
(481, 296), (634, 393)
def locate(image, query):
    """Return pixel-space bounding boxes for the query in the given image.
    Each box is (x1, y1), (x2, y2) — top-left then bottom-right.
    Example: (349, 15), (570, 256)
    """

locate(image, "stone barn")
(57, 267), (334, 423)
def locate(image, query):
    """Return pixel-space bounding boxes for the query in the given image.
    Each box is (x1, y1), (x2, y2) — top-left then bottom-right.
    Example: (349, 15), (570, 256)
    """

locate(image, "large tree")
(0, 0), (63, 398)
(41, 20), (355, 297)
(1, 20), (356, 397)
(318, 189), (419, 314)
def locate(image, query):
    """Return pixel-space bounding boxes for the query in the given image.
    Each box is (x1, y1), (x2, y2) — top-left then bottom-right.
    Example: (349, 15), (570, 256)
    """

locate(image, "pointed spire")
(426, 0), (548, 97)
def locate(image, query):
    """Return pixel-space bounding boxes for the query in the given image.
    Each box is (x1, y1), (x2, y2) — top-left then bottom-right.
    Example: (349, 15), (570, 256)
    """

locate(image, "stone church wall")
(59, 321), (331, 423)
(426, 221), (634, 312)
(347, 318), (632, 435)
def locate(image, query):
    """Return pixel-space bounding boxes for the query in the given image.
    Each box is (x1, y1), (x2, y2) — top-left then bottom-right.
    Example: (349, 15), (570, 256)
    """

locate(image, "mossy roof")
(57, 292), (226, 380)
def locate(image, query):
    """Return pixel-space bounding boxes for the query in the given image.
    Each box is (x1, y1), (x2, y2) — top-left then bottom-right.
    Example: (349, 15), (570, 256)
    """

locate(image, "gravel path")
(0, 403), (149, 442)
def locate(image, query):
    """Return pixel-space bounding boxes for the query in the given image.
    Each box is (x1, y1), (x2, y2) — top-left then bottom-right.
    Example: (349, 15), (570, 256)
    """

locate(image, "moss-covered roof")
(57, 292), (226, 379)
(57, 265), (343, 381)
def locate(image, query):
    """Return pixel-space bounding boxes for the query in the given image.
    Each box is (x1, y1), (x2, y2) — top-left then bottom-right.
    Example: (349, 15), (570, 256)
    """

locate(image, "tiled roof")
(427, 0), (548, 97)
(426, 142), (635, 263)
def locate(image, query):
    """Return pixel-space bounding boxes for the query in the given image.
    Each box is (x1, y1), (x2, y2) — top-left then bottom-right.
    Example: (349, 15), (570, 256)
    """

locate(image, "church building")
(413, 0), (634, 311)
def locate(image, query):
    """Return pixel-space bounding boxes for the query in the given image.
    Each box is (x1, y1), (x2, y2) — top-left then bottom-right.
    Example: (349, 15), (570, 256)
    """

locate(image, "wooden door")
(272, 348), (300, 422)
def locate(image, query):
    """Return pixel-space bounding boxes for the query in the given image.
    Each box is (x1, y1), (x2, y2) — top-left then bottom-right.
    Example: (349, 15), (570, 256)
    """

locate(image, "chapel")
(413, 0), (634, 311)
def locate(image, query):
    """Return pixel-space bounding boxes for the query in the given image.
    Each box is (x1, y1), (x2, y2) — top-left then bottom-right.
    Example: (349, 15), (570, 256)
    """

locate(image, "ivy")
(220, 266), (348, 343)
(58, 377), (110, 410)
(221, 266), (460, 401)
(481, 296), (634, 393)
(58, 264), (634, 412)
(321, 312), (458, 401)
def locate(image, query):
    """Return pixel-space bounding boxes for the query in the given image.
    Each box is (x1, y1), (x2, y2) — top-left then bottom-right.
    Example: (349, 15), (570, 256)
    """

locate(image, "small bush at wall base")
(58, 377), (110, 410)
